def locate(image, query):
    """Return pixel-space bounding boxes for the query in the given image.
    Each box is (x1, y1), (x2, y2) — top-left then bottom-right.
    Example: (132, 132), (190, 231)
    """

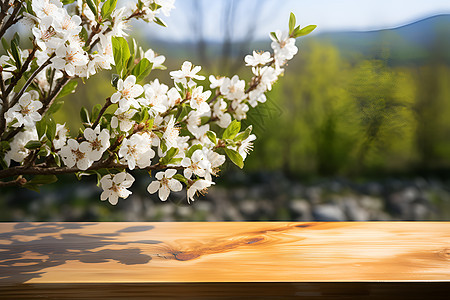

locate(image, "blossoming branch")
(0, 0), (316, 204)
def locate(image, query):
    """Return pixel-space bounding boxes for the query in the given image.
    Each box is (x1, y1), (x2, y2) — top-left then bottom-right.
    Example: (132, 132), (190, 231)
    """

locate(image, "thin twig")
(39, 76), (71, 116)
(0, 176), (26, 187)
(4, 46), (38, 99)
(0, 0), (21, 40)
(11, 54), (55, 108)
(91, 97), (111, 129)
(1, 76), (71, 141)
(0, 71), (8, 135)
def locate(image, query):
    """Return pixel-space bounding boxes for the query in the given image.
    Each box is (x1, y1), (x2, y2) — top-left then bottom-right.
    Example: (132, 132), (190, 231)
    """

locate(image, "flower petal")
(147, 181), (160, 194)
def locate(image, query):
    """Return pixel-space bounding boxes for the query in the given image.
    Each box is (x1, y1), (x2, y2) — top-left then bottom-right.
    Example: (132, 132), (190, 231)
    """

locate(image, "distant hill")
(315, 14), (450, 65)
(146, 14), (450, 66)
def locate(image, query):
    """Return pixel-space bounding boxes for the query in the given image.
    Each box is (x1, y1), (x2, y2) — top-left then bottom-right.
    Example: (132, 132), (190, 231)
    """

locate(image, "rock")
(343, 198), (370, 221)
(313, 204), (346, 221)
(411, 203), (430, 220)
(240, 199), (258, 216)
(177, 206), (193, 218)
(290, 199), (312, 221)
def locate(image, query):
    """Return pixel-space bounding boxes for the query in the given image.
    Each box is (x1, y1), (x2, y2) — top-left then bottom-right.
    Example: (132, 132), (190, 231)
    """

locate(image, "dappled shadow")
(0, 223), (160, 284)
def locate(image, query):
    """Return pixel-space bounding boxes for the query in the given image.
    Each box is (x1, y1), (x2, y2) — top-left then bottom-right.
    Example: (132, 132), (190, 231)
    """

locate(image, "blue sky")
(144, 0), (450, 42)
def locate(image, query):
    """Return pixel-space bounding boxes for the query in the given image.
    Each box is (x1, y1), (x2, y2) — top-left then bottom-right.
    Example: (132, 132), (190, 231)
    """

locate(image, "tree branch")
(39, 75), (71, 116)
(0, 0), (21, 40)
(0, 70), (8, 135)
(1, 75), (71, 141)
(3, 46), (38, 100)
(0, 160), (175, 180)
(91, 97), (111, 129)
(0, 176), (26, 187)
(10, 53), (55, 108)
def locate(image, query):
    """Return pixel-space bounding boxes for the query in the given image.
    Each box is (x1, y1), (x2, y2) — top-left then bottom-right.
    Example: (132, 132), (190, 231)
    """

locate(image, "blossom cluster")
(0, 2), (315, 206)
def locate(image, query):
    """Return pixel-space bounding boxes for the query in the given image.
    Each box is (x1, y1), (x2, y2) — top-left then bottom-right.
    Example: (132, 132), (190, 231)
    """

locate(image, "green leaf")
(234, 125), (252, 142)
(91, 104), (102, 122)
(126, 54), (134, 72)
(37, 147), (49, 157)
(270, 32), (278, 42)
(1, 38), (10, 53)
(206, 131), (217, 145)
(80, 26), (88, 44)
(25, 140), (42, 150)
(224, 148), (244, 169)
(223, 120), (241, 140)
(131, 58), (152, 83)
(150, 2), (162, 10)
(160, 147), (179, 165)
(186, 144), (203, 158)
(29, 175), (58, 185)
(47, 100), (64, 114)
(0, 141), (10, 152)
(289, 12), (296, 35)
(57, 80), (77, 99)
(294, 25), (317, 37)
(173, 174), (188, 185)
(168, 157), (182, 165)
(26, 1), (34, 13)
(10, 39), (21, 69)
(0, 156), (8, 169)
(140, 107), (149, 122)
(86, 0), (97, 17)
(52, 152), (61, 167)
(80, 107), (90, 124)
(100, 0), (118, 19)
(154, 17), (167, 27)
(46, 117), (57, 141)
(111, 73), (120, 88)
(111, 37), (131, 77)
(23, 183), (40, 192)
(35, 119), (47, 139)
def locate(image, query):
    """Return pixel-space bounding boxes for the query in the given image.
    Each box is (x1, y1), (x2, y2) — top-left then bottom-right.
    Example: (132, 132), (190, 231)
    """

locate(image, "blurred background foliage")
(3, 0), (450, 221)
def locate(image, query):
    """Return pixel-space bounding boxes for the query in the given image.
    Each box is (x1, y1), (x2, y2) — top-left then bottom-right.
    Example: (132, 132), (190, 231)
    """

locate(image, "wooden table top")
(0, 222), (449, 285)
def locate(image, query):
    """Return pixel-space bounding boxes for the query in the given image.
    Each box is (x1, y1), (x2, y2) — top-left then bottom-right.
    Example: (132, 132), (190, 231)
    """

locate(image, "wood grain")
(0, 222), (449, 298)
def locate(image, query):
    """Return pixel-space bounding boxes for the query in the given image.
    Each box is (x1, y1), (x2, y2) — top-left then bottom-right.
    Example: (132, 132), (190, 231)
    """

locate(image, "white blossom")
(212, 98), (232, 128)
(5, 91), (43, 128)
(209, 75), (225, 89)
(51, 45), (88, 77)
(79, 127), (110, 161)
(111, 107), (137, 132)
(238, 134), (256, 160)
(220, 75), (246, 101)
(270, 30), (298, 63)
(59, 139), (92, 170)
(244, 51), (273, 67)
(162, 116), (180, 149)
(187, 179), (214, 203)
(190, 86), (211, 114)
(140, 80), (169, 115)
(155, 0), (175, 16)
(186, 111), (209, 139)
(119, 132), (155, 170)
(170, 61), (205, 87)
(144, 49), (166, 69)
(181, 149), (211, 179)
(32, 0), (63, 20)
(147, 169), (182, 201)
(100, 173), (135, 205)
(111, 75), (144, 109)
(4, 128), (38, 166)
(53, 123), (68, 150)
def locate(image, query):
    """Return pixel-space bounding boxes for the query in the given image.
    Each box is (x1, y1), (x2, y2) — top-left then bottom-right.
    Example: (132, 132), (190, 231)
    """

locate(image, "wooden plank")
(0, 222), (449, 299)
